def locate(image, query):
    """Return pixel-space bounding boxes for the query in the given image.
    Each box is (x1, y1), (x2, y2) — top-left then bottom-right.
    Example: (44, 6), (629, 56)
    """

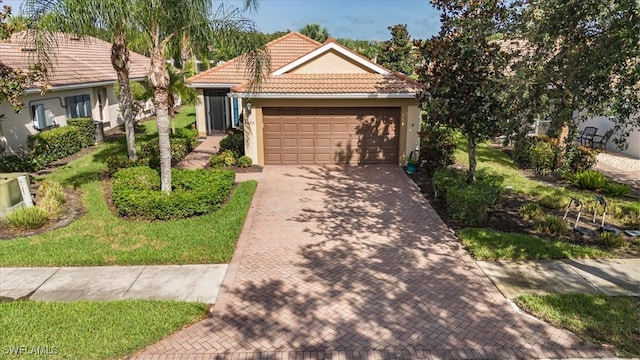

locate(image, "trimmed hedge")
(28, 126), (82, 164)
(433, 168), (503, 226)
(111, 166), (235, 220)
(67, 118), (95, 148)
(138, 128), (199, 167)
(219, 130), (244, 157)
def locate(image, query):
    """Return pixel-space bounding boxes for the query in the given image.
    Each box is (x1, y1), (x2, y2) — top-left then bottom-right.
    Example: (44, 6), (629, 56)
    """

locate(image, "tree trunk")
(111, 32), (137, 160)
(149, 45), (172, 192)
(467, 135), (477, 183)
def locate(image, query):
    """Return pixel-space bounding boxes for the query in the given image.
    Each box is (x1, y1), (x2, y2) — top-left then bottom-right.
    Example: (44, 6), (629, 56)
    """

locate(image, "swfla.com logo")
(3, 345), (59, 355)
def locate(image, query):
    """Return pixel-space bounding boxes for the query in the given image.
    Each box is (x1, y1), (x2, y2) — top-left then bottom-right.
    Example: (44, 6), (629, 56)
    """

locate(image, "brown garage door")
(263, 107), (400, 165)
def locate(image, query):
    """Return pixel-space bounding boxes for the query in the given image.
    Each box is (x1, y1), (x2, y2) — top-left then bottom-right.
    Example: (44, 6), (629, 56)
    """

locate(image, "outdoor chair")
(576, 126), (598, 146)
(591, 129), (614, 152)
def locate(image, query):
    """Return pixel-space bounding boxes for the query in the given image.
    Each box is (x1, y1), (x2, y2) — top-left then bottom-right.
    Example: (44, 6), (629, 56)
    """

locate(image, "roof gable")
(272, 40), (389, 76)
(287, 49), (374, 74)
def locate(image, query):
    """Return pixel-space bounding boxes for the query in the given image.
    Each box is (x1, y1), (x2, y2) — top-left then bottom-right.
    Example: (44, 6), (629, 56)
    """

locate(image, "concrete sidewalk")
(478, 258), (640, 298)
(0, 264), (227, 303)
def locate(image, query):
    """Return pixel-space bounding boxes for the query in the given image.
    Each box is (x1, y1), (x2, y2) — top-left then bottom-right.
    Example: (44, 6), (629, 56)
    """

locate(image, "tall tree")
(416, 0), (514, 182)
(138, 0), (268, 192)
(25, 0), (141, 160)
(511, 0), (640, 149)
(379, 24), (414, 74)
(299, 23), (329, 43)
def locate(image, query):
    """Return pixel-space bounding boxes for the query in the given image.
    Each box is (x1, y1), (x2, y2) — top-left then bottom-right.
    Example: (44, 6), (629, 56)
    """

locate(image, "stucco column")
(195, 89), (206, 137)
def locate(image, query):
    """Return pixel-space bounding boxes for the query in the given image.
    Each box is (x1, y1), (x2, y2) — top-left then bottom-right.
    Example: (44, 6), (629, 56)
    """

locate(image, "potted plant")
(406, 157), (419, 174)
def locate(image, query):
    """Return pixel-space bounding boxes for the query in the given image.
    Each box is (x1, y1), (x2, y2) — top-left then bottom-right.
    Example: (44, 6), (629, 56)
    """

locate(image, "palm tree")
(137, 0), (269, 192)
(25, 0), (141, 160)
(299, 23), (329, 43)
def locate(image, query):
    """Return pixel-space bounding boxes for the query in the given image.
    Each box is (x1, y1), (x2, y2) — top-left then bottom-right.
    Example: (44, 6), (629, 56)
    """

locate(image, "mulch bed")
(408, 165), (640, 258)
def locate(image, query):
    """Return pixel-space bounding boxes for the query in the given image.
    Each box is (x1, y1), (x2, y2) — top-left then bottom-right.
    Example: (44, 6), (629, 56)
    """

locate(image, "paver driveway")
(137, 166), (610, 359)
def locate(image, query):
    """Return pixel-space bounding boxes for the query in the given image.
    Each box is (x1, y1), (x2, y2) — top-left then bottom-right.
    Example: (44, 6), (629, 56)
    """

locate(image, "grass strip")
(458, 228), (613, 260)
(0, 300), (206, 359)
(515, 294), (640, 357)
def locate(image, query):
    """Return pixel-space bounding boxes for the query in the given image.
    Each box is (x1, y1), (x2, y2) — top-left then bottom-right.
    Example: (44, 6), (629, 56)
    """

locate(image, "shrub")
(519, 202), (542, 220)
(599, 232), (625, 248)
(174, 126), (199, 149)
(139, 137), (190, 165)
(37, 180), (65, 203)
(529, 141), (555, 175)
(539, 193), (570, 209)
(6, 206), (49, 230)
(603, 182), (631, 197)
(27, 125), (82, 164)
(0, 155), (33, 172)
(572, 170), (608, 190)
(219, 130), (244, 157)
(432, 169), (502, 226)
(237, 155), (253, 168)
(512, 135), (548, 168)
(219, 150), (236, 166)
(418, 126), (456, 174)
(67, 118), (95, 148)
(208, 154), (225, 168)
(535, 215), (567, 236)
(568, 145), (598, 172)
(106, 155), (150, 175)
(111, 166), (235, 220)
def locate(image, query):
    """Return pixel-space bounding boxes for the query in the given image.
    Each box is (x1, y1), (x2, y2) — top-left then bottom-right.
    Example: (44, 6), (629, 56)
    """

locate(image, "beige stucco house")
(0, 32), (150, 154)
(188, 32), (422, 166)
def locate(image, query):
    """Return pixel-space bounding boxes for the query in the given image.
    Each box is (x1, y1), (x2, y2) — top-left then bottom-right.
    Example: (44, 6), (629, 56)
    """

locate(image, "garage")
(263, 107), (400, 165)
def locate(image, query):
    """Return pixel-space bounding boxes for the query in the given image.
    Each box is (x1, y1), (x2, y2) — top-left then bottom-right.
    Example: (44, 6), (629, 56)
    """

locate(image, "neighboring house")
(188, 32), (422, 166)
(0, 32), (150, 155)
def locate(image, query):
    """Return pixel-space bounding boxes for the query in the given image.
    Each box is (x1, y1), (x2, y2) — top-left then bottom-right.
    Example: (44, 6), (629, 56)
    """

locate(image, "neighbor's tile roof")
(232, 73), (422, 94)
(0, 32), (150, 88)
(187, 32), (322, 84)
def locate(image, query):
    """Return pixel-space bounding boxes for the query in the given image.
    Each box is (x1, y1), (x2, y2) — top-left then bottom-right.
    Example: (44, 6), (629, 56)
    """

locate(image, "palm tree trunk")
(111, 32), (137, 160)
(149, 45), (172, 192)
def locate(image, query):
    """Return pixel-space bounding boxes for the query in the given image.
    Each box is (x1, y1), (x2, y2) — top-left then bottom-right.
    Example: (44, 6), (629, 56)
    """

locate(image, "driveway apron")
(137, 166), (610, 359)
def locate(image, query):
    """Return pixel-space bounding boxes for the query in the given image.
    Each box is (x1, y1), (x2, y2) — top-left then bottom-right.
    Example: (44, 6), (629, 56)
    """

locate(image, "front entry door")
(204, 90), (229, 135)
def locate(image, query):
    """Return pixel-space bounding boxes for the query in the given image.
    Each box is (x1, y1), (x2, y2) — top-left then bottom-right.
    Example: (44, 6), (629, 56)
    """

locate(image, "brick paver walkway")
(136, 166), (611, 359)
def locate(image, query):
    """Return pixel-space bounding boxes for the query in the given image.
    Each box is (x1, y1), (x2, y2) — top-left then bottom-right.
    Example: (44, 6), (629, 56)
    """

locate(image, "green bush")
(28, 125), (82, 164)
(219, 130), (244, 157)
(139, 137), (190, 165)
(617, 205), (640, 228)
(174, 126), (199, 149)
(219, 150), (236, 166)
(111, 166), (235, 220)
(37, 180), (65, 203)
(238, 155), (253, 168)
(418, 126), (456, 174)
(529, 141), (555, 175)
(67, 118), (95, 148)
(535, 215), (567, 236)
(6, 206), (49, 230)
(603, 182), (631, 197)
(208, 154), (225, 168)
(0, 155), (33, 172)
(519, 202), (542, 220)
(568, 145), (598, 172)
(512, 135), (548, 168)
(599, 232), (625, 248)
(572, 170), (608, 190)
(432, 169), (503, 226)
(105, 155), (150, 175)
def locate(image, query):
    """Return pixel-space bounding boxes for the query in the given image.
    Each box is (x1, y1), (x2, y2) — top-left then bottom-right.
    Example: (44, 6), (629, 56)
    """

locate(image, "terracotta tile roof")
(187, 32), (321, 85)
(0, 32), (150, 88)
(188, 31), (420, 95)
(232, 73), (422, 94)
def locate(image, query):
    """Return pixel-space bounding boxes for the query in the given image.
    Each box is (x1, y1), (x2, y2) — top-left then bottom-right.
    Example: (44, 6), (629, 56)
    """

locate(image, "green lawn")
(458, 228), (613, 260)
(515, 294), (640, 357)
(0, 300), (206, 359)
(0, 106), (258, 266)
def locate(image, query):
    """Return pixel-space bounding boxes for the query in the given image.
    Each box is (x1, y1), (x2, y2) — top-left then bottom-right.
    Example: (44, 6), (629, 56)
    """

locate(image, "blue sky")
(4, 0), (441, 41)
